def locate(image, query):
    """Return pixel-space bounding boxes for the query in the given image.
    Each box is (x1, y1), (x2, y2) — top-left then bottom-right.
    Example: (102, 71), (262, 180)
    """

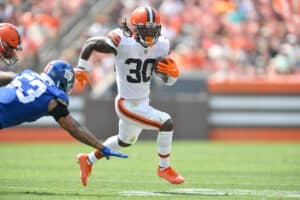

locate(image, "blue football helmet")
(43, 60), (75, 94)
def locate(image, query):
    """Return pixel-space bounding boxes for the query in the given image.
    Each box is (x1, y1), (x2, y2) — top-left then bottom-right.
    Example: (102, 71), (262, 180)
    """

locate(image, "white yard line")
(120, 191), (170, 196)
(120, 188), (300, 198)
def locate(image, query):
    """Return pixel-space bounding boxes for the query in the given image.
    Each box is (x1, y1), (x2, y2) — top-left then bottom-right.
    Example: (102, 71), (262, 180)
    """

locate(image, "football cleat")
(157, 166), (185, 184)
(76, 153), (92, 186)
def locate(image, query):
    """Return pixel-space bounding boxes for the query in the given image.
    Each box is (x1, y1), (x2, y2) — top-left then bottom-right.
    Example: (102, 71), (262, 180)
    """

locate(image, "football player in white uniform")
(75, 6), (184, 186)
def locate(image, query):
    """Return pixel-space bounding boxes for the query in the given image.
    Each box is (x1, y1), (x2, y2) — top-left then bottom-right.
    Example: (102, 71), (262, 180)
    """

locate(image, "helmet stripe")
(151, 7), (156, 23)
(16, 28), (21, 45)
(44, 63), (52, 73)
(146, 6), (154, 23)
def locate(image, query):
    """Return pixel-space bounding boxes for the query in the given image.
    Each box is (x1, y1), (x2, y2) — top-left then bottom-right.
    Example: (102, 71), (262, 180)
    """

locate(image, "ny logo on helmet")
(64, 70), (73, 81)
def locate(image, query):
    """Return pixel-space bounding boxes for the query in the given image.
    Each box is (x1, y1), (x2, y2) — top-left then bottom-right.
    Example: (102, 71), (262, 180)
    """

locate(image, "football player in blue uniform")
(0, 60), (128, 180)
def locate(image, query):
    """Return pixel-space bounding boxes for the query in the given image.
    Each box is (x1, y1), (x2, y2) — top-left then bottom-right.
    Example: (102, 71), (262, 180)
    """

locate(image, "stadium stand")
(3, 0), (300, 74)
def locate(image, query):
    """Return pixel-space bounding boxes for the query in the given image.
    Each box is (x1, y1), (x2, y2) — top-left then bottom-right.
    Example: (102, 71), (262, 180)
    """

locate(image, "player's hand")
(100, 146), (128, 160)
(74, 67), (91, 88)
(156, 57), (179, 78)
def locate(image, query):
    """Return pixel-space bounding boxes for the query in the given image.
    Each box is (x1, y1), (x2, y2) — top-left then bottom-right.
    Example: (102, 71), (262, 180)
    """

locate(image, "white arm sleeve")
(77, 58), (93, 71)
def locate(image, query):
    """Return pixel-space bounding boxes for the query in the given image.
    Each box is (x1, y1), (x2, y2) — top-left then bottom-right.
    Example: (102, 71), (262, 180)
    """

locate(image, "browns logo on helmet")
(0, 23), (22, 65)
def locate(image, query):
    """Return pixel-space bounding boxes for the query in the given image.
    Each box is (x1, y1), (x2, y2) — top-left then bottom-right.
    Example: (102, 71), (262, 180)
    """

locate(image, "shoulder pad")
(48, 85), (69, 106)
(106, 28), (122, 48)
(56, 91), (69, 106)
(158, 36), (170, 48)
(18, 69), (35, 76)
(156, 36), (170, 57)
(56, 97), (69, 106)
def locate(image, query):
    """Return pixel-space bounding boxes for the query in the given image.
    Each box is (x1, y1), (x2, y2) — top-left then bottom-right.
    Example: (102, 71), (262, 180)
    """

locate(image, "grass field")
(0, 141), (300, 200)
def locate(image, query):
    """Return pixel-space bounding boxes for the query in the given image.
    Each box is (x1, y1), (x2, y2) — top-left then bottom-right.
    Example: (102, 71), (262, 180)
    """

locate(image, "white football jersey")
(105, 28), (170, 100)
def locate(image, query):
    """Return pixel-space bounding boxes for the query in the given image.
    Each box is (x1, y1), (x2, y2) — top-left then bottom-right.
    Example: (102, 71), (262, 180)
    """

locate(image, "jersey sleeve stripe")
(105, 37), (117, 50)
(117, 98), (162, 129)
(108, 32), (121, 47)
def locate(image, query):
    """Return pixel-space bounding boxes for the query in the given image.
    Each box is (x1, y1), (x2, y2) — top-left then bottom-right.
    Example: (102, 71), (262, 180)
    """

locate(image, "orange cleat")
(157, 166), (185, 184)
(76, 153), (92, 186)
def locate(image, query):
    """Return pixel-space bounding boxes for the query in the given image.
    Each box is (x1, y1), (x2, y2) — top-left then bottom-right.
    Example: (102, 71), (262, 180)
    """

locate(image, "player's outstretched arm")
(48, 99), (128, 159)
(58, 114), (105, 149)
(58, 115), (128, 159)
(58, 115), (127, 158)
(0, 71), (15, 86)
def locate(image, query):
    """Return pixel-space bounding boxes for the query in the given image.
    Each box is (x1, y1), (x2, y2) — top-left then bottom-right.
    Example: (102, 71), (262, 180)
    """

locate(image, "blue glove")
(100, 146), (128, 160)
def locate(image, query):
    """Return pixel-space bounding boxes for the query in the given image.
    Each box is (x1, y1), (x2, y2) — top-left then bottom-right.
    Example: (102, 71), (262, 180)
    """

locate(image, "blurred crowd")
(0, 0), (86, 70)
(2, 0), (300, 79)
(75, 0), (300, 86)
(157, 0), (300, 75)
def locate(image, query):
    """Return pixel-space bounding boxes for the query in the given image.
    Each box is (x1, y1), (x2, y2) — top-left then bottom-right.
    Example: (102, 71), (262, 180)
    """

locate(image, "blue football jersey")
(0, 69), (69, 128)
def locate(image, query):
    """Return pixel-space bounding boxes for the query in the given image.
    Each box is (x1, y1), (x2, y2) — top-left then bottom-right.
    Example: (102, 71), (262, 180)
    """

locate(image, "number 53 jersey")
(0, 69), (69, 129)
(105, 28), (170, 100)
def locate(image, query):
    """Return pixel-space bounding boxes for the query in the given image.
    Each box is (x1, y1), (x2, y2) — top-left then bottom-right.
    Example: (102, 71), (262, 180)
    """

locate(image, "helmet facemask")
(133, 23), (161, 47)
(63, 69), (75, 95)
(0, 38), (21, 65)
(55, 80), (74, 95)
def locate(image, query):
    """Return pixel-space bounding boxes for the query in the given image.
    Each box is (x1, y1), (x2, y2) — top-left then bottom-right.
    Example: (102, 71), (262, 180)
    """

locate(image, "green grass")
(0, 141), (300, 199)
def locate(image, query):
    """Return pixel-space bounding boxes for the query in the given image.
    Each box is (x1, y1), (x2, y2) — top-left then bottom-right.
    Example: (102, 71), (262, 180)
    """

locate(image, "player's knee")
(160, 119), (173, 131)
(118, 138), (132, 147)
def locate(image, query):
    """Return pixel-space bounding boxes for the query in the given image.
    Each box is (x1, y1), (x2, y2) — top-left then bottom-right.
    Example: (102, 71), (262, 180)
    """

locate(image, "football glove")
(74, 67), (91, 88)
(156, 57), (179, 78)
(100, 146), (128, 160)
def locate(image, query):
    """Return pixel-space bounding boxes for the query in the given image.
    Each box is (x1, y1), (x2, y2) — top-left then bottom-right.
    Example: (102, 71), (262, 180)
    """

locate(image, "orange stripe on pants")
(117, 98), (162, 129)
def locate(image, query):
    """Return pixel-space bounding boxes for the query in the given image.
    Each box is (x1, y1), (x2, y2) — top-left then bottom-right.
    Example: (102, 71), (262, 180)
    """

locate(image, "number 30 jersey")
(0, 69), (69, 128)
(105, 28), (170, 100)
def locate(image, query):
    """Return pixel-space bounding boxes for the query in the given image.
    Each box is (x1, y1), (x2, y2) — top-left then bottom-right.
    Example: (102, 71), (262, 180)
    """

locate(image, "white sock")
(103, 135), (121, 151)
(88, 135), (121, 164)
(157, 131), (173, 169)
(87, 152), (97, 164)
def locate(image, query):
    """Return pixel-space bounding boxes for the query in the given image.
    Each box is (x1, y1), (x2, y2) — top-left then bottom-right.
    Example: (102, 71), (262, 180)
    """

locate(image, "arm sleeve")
(80, 36), (117, 59)
(77, 36), (117, 70)
(49, 102), (70, 121)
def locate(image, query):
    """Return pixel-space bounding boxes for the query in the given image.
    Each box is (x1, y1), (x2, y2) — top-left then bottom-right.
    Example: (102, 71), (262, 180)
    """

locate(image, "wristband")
(77, 58), (92, 71)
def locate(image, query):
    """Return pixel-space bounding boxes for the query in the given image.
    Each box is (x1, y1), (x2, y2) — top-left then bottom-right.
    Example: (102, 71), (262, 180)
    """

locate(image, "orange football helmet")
(0, 23), (22, 65)
(130, 6), (161, 47)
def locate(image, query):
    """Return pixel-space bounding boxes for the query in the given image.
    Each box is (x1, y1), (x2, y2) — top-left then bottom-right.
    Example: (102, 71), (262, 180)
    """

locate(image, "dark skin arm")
(0, 71), (15, 87)
(80, 37), (116, 60)
(48, 99), (104, 149)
